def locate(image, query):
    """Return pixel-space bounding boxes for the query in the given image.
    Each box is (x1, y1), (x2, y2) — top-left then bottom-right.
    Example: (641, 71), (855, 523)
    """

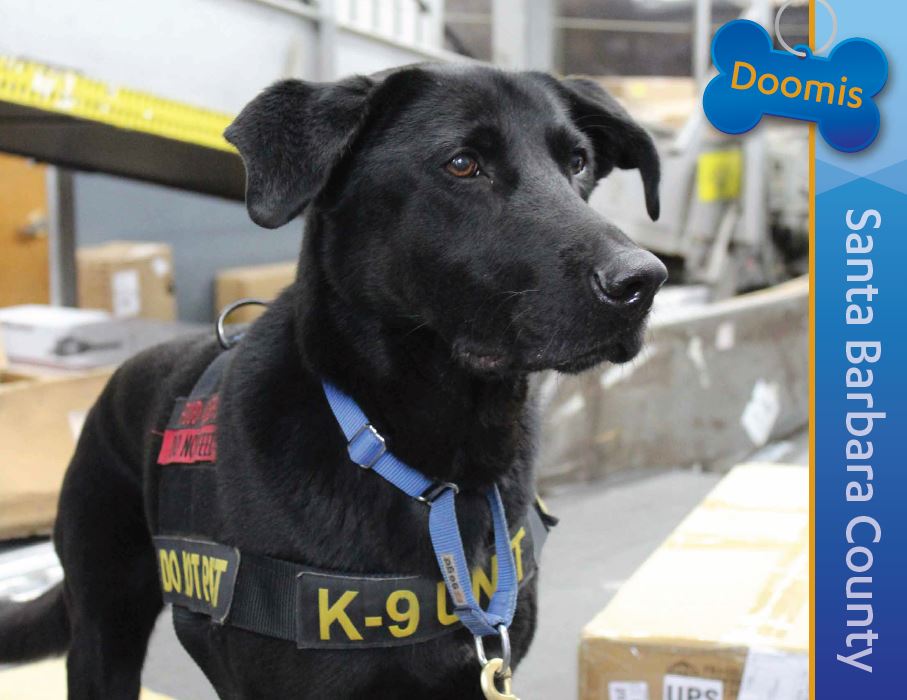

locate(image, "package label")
(111, 268), (141, 318)
(609, 681), (649, 700)
(151, 256), (171, 277)
(738, 649), (808, 700)
(663, 674), (723, 700)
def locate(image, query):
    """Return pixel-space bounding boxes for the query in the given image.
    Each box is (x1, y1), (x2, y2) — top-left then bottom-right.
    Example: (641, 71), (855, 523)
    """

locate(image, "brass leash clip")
(480, 658), (519, 700)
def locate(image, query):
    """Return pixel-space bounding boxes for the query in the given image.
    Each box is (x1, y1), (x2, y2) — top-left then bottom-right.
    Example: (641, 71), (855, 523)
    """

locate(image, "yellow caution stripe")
(0, 56), (235, 153)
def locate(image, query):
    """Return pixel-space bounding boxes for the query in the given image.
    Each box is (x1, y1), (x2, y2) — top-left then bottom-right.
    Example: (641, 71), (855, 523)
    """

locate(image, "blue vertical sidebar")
(814, 1), (907, 697)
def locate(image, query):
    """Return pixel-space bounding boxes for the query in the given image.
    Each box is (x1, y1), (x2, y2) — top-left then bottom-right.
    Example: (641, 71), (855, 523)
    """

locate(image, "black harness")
(152, 351), (555, 650)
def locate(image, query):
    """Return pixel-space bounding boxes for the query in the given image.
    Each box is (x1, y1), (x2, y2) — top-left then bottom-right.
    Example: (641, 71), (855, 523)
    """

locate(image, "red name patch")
(178, 395), (220, 427)
(158, 424), (218, 464)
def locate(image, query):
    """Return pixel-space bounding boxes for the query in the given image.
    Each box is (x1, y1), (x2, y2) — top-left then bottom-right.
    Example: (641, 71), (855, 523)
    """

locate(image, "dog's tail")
(0, 582), (71, 662)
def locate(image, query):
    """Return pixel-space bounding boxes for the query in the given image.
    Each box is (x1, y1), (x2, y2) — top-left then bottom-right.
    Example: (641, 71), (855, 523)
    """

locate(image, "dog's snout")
(592, 251), (667, 308)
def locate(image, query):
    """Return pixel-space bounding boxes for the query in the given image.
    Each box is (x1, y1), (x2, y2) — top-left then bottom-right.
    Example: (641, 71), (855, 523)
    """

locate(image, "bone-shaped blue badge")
(703, 20), (888, 152)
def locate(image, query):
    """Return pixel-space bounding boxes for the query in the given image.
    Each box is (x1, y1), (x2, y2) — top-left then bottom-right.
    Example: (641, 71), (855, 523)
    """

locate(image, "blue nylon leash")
(321, 380), (519, 642)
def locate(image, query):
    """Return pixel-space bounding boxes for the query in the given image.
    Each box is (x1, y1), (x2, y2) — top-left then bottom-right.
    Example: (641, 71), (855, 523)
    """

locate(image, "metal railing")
(251, 0), (444, 50)
(336, 0), (443, 48)
(446, 11), (807, 37)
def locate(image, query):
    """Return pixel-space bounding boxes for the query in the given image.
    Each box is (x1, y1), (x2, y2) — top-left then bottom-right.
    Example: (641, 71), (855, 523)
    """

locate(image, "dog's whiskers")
(468, 287), (541, 333)
(403, 320), (431, 337)
(502, 306), (534, 335)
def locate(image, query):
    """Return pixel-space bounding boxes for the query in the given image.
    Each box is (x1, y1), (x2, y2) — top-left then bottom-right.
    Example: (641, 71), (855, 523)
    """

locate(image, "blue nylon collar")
(321, 380), (518, 639)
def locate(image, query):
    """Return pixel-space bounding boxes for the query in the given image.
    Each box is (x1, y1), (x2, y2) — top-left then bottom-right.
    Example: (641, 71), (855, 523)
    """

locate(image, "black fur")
(0, 63), (666, 699)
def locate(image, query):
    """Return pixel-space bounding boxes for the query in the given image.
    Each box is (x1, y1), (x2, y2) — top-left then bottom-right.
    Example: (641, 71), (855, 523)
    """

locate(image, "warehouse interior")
(0, 1), (809, 698)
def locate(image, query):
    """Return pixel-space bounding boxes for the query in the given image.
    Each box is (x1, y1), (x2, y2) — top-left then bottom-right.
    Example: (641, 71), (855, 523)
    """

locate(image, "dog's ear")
(553, 77), (661, 221)
(225, 77), (374, 229)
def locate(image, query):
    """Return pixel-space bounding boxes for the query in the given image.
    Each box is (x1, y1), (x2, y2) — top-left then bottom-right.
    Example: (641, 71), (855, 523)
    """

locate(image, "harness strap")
(229, 551), (299, 640)
(322, 381), (520, 639)
(153, 501), (550, 649)
(158, 468), (218, 537)
(428, 488), (516, 634)
(156, 351), (232, 536)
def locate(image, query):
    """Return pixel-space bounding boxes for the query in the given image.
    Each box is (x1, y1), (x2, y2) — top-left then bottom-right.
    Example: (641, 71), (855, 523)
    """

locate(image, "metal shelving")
(0, 57), (245, 201)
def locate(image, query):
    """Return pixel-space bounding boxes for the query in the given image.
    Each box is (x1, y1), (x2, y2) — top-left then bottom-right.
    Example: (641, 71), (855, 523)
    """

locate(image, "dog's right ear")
(225, 77), (374, 229)
(549, 77), (662, 221)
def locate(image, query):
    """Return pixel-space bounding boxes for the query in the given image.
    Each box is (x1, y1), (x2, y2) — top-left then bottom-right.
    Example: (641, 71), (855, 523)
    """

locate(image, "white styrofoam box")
(0, 305), (113, 368)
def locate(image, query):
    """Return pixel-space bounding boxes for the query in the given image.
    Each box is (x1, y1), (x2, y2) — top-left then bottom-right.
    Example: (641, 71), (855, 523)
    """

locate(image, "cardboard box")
(0, 305), (205, 370)
(579, 463), (808, 700)
(77, 241), (176, 320)
(215, 261), (295, 323)
(0, 367), (112, 539)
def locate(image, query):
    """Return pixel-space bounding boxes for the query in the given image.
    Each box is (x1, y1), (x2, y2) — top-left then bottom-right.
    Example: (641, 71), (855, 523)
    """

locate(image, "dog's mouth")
(454, 324), (646, 376)
(553, 333), (644, 373)
(458, 350), (511, 373)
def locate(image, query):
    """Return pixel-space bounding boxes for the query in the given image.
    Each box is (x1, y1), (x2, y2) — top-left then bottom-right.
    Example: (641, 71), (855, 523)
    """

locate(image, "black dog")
(0, 63), (665, 698)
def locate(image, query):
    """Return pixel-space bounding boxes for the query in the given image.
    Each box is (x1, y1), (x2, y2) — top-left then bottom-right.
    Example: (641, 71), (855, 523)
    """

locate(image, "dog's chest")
(154, 351), (533, 575)
(153, 348), (542, 696)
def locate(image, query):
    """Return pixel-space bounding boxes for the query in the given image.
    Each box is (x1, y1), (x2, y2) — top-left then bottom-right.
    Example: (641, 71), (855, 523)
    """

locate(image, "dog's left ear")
(552, 77), (661, 221)
(225, 76), (374, 229)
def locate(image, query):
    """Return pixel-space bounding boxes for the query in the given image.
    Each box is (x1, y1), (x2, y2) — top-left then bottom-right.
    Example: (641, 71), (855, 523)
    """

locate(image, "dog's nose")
(592, 251), (667, 308)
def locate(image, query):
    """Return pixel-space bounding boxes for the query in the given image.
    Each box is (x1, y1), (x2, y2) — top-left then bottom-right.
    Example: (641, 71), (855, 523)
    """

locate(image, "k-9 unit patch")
(295, 525), (535, 649)
(153, 537), (240, 623)
(703, 20), (888, 152)
(295, 572), (456, 649)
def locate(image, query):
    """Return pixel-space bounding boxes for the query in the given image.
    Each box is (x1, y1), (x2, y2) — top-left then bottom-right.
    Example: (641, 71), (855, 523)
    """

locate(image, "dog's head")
(226, 64), (666, 374)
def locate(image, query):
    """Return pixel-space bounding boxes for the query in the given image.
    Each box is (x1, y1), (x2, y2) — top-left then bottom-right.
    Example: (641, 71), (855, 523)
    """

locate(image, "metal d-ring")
(215, 298), (270, 349)
(776, 0), (837, 58)
(475, 625), (512, 678)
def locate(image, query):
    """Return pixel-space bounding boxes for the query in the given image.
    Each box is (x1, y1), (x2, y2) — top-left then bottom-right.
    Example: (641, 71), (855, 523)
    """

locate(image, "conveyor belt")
(0, 57), (245, 200)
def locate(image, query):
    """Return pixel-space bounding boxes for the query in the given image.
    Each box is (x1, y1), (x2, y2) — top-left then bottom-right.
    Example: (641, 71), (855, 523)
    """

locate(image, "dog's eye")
(445, 154), (480, 178)
(570, 150), (587, 175)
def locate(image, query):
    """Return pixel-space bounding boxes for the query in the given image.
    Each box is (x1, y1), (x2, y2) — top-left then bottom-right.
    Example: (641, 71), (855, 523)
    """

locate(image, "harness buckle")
(416, 480), (460, 504)
(348, 423), (387, 469)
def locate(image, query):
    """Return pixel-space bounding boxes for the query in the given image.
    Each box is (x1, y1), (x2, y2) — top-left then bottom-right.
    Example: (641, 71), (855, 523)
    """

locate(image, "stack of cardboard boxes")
(0, 351), (112, 539)
(580, 463), (808, 700)
(0, 241), (189, 538)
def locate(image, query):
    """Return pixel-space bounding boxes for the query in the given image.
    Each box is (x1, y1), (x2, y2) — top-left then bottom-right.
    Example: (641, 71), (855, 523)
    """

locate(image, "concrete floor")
(1, 432), (807, 699)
